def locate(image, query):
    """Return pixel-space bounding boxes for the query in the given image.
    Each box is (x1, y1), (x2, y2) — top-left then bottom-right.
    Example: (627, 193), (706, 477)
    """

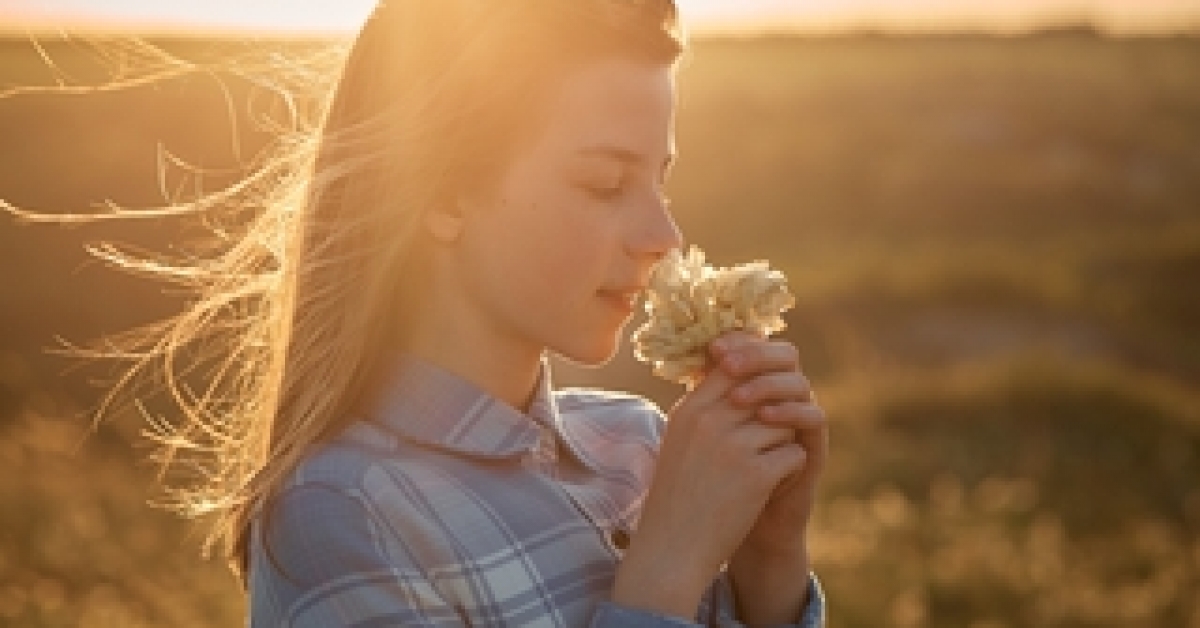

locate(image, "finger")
(755, 401), (826, 429)
(729, 371), (812, 407)
(790, 411), (831, 481)
(717, 339), (800, 379)
(755, 442), (807, 483)
(729, 420), (797, 453)
(672, 360), (734, 420)
(708, 329), (766, 361)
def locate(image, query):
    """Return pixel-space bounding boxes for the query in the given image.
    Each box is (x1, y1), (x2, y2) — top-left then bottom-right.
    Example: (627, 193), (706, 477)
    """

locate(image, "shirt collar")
(368, 351), (574, 460)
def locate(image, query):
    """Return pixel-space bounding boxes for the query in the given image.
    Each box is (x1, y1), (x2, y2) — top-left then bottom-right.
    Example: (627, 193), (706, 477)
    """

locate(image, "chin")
(551, 333), (622, 368)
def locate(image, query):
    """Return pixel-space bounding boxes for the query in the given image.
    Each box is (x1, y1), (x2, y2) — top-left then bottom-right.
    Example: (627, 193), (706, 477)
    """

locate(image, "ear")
(422, 204), (465, 243)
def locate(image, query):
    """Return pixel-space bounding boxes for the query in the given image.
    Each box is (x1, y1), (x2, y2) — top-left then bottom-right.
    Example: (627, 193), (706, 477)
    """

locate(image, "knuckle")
(757, 403), (781, 421)
(750, 370), (778, 385)
(732, 382), (757, 403)
(779, 402), (806, 423)
(759, 401), (786, 420)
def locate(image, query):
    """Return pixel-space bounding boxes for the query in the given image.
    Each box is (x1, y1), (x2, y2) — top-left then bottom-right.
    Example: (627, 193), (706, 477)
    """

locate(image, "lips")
(597, 287), (644, 314)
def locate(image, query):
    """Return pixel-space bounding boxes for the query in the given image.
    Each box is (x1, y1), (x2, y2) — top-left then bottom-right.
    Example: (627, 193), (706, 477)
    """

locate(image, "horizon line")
(3, 14), (1200, 39)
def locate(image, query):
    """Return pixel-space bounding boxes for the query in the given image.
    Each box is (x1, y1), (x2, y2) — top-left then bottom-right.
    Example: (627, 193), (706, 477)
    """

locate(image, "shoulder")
(255, 426), (463, 587)
(249, 439), (462, 623)
(271, 421), (393, 499)
(554, 387), (667, 449)
(264, 421), (438, 540)
(260, 434), (393, 559)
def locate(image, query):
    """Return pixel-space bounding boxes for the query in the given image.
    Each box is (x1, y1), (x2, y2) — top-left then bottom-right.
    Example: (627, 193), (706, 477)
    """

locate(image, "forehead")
(533, 58), (676, 156)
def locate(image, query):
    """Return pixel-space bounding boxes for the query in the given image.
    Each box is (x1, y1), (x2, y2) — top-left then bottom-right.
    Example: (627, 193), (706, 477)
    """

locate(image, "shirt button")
(610, 528), (630, 550)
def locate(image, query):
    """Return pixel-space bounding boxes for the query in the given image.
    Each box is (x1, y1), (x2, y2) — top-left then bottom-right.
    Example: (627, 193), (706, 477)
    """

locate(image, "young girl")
(48, 0), (829, 625)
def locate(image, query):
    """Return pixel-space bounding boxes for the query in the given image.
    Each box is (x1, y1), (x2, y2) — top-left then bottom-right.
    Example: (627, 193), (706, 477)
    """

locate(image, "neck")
(400, 332), (544, 413)
(392, 281), (544, 413)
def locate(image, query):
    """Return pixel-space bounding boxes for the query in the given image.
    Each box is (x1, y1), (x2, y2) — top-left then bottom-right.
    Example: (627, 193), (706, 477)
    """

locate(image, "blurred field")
(2, 32), (1199, 626)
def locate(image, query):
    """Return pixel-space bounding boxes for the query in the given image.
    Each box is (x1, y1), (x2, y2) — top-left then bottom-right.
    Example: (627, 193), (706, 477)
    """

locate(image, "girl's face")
(451, 57), (682, 367)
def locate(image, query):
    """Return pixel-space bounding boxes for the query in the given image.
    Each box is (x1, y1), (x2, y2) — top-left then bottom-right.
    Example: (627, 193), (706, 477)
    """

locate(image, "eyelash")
(579, 169), (670, 204)
(582, 180), (625, 201)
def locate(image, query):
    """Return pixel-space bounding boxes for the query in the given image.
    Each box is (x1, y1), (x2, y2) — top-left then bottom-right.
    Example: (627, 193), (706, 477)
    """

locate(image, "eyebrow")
(576, 145), (676, 176)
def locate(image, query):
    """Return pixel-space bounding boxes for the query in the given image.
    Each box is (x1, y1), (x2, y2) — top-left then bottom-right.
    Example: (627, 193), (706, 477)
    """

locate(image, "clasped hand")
(612, 330), (828, 618)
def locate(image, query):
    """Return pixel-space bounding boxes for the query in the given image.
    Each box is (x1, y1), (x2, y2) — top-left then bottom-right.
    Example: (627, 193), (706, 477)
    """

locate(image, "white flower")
(632, 245), (795, 386)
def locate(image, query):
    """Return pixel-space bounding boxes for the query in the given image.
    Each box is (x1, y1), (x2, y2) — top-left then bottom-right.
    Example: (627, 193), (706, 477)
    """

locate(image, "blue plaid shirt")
(248, 352), (825, 627)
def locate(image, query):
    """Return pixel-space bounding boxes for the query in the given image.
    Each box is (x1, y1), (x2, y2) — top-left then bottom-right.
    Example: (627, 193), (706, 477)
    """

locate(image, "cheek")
(499, 198), (616, 292)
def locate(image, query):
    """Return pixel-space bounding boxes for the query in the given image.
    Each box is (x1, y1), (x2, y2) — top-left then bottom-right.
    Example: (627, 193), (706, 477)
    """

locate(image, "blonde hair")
(5, 0), (684, 583)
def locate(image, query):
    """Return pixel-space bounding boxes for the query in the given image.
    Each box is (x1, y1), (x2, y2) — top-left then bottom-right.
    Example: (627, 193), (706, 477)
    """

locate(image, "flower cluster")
(632, 245), (795, 386)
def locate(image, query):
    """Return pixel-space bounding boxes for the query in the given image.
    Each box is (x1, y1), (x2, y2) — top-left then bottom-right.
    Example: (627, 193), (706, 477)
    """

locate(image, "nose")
(627, 192), (683, 262)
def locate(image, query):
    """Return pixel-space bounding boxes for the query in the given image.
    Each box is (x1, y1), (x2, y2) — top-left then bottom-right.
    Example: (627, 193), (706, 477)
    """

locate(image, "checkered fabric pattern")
(247, 352), (825, 627)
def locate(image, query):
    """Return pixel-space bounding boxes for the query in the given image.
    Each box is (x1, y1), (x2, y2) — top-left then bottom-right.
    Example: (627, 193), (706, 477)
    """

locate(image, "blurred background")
(1, 1), (1199, 626)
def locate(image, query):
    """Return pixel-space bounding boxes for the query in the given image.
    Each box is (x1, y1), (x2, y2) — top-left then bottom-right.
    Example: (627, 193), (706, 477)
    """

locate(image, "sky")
(1, 0), (1198, 36)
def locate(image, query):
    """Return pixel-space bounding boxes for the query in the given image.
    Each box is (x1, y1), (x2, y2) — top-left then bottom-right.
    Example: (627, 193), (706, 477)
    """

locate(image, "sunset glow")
(1, 0), (1198, 35)
(2, 0), (376, 36)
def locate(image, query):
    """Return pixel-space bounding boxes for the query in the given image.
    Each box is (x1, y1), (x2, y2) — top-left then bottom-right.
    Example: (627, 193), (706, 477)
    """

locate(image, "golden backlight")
(1, 0), (1198, 35)
(3, 0), (377, 35)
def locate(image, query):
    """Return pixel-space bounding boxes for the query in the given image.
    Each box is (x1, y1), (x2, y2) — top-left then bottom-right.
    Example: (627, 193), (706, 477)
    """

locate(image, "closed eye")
(582, 180), (626, 201)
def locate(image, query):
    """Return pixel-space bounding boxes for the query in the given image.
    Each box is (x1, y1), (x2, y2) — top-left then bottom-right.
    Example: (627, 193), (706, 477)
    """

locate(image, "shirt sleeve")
(590, 602), (708, 627)
(248, 483), (465, 627)
(704, 570), (826, 628)
(586, 571), (825, 628)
